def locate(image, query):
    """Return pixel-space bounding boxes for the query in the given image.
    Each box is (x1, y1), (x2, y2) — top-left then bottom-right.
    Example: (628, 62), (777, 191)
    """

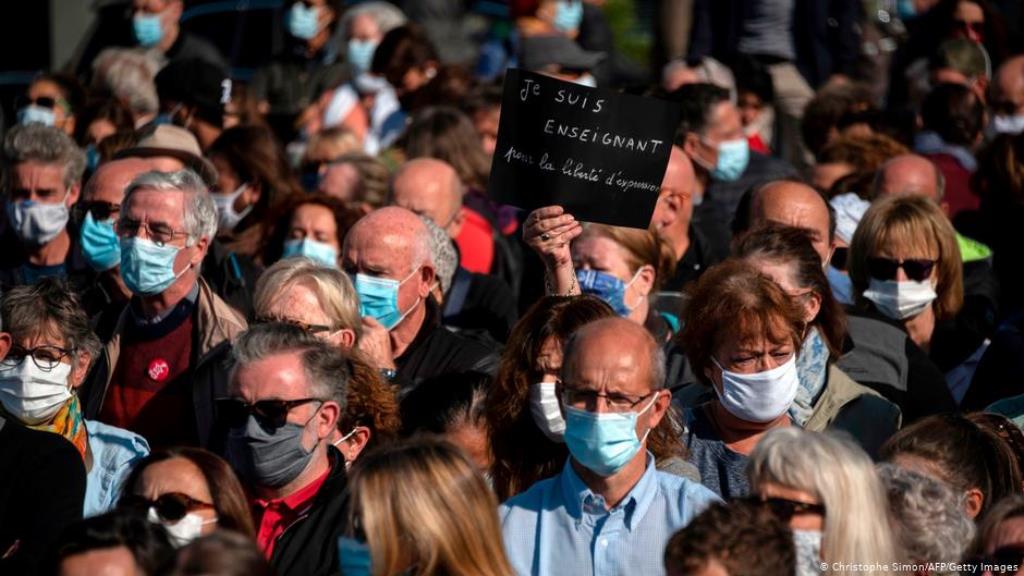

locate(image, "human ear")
(70, 350), (92, 389)
(964, 488), (984, 519)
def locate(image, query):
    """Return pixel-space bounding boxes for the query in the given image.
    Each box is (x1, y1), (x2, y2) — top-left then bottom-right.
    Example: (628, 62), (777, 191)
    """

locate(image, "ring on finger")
(541, 232), (551, 241)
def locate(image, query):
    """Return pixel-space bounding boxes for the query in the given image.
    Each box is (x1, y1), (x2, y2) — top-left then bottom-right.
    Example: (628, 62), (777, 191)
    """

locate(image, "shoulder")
(651, 469), (722, 514)
(500, 473), (560, 515)
(5, 421), (86, 481)
(85, 420), (150, 460)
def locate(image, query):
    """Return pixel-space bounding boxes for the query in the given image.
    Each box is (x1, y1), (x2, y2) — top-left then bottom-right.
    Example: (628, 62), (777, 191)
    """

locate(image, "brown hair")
(848, 194), (963, 320)
(680, 259), (805, 386)
(969, 495), (1024, 558)
(663, 500), (795, 576)
(371, 24), (438, 89)
(337, 352), (401, 452)
(734, 224), (847, 358)
(400, 106), (491, 190)
(305, 127), (362, 164)
(330, 152), (391, 210)
(348, 437), (513, 576)
(121, 447), (256, 538)
(261, 193), (362, 265)
(973, 133), (1024, 206)
(579, 224), (677, 290)
(168, 530), (272, 576)
(817, 134), (909, 174)
(880, 413), (1023, 519)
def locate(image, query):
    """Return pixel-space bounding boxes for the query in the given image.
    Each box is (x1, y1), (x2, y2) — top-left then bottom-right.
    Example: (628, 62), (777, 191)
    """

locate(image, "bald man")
(873, 154), (944, 202)
(343, 206), (498, 388)
(991, 55), (1024, 136)
(748, 181), (834, 264)
(651, 146), (718, 290)
(390, 158), (465, 239)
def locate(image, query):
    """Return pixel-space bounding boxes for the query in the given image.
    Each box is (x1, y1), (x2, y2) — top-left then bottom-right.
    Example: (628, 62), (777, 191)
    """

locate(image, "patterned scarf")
(29, 395), (88, 460)
(790, 327), (830, 427)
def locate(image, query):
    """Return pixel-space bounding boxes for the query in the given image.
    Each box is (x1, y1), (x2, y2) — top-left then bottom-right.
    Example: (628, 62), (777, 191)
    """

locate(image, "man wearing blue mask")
(500, 317), (719, 576)
(130, 0), (226, 71)
(222, 323), (350, 576)
(342, 207), (498, 389)
(0, 124), (88, 290)
(673, 82), (797, 261)
(79, 169), (247, 450)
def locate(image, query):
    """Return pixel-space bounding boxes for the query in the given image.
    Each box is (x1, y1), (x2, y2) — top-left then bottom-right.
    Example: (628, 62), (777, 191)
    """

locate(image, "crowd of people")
(5, 0), (1024, 575)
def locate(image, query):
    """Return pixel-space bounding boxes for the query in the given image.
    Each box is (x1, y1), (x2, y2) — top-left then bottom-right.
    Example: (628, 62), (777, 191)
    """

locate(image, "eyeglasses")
(1, 345), (74, 372)
(122, 492), (215, 523)
(115, 218), (190, 247)
(741, 496), (827, 520)
(253, 316), (334, 335)
(74, 201), (121, 223)
(954, 19), (985, 35)
(867, 257), (937, 282)
(217, 397), (323, 429)
(831, 247), (849, 271)
(558, 381), (654, 413)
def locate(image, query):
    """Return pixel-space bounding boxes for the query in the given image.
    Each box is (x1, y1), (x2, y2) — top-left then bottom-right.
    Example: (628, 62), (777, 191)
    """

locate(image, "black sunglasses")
(217, 397), (323, 429)
(867, 257), (936, 282)
(252, 316), (333, 335)
(740, 496), (826, 520)
(122, 492), (215, 523)
(16, 95), (62, 110)
(74, 201), (121, 223)
(831, 247), (849, 272)
(954, 19), (984, 34)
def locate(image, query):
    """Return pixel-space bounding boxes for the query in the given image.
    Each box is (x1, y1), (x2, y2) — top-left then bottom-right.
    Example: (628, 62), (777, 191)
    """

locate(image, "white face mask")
(529, 382), (566, 442)
(793, 529), (823, 576)
(333, 427), (358, 469)
(0, 359), (73, 425)
(148, 507), (217, 548)
(712, 355), (799, 423)
(826, 265), (854, 306)
(990, 114), (1024, 136)
(212, 183), (252, 233)
(863, 278), (937, 320)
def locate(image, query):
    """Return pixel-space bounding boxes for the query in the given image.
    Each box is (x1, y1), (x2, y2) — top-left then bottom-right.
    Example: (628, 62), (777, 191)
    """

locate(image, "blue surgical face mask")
(553, 1), (584, 32)
(347, 39), (378, 74)
(562, 395), (658, 476)
(79, 211), (121, 272)
(119, 237), (189, 296)
(7, 193), (71, 246)
(17, 105), (56, 127)
(576, 268), (640, 317)
(282, 238), (337, 268)
(85, 144), (101, 172)
(287, 2), (321, 40)
(826, 265), (854, 306)
(133, 12), (164, 47)
(705, 137), (750, 182)
(337, 536), (373, 576)
(897, 0), (918, 20)
(354, 270), (420, 330)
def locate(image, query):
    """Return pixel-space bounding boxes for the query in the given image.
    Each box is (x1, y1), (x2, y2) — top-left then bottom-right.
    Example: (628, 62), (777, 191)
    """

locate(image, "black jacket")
(442, 267), (518, 343)
(270, 448), (350, 576)
(964, 312), (1024, 411)
(201, 240), (264, 320)
(662, 224), (718, 292)
(395, 297), (501, 393)
(0, 417), (86, 576)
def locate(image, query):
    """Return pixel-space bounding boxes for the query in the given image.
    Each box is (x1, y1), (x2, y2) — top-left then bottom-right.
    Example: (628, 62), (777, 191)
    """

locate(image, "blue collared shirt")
(499, 453), (720, 576)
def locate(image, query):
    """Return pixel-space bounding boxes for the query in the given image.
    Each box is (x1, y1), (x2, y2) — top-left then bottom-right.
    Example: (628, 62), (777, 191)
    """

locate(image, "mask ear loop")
(622, 267), (647, 312)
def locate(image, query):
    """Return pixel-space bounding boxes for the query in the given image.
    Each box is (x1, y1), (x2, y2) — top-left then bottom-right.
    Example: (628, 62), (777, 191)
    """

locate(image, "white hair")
(341, 2), (407, 40)
(124, 169), (217, 245)
(749, 428), (900, 576)
(92, 48), (161, 118)
(3, 124), (86, 190)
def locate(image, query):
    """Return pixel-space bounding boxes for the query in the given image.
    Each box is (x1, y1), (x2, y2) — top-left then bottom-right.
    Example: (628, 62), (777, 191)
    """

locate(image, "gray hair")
(231, 323), (351, 407)
(124, 169), (217, 245)
(3, 124), (86, 191)
(92, 48), (161, 117)
(253, 258), (362, 339)
(877, 463), (975, 575)
(341, 2), (407, 40)
(409, 215), (434, 273)
(0, 278), (101, 366)
(419, 215), (457, 294)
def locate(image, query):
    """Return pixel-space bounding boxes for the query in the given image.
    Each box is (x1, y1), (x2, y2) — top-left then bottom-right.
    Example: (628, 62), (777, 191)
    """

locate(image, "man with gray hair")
(500, 317), (718, 576)
(221, 323), (350, 576)
(81, 169), (247, 449)
(342, 206), (498, 390)
(0, 124), (87, 289)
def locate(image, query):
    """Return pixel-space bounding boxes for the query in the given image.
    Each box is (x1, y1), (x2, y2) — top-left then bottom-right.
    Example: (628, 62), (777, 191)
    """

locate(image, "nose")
(895, 264), (909, 282)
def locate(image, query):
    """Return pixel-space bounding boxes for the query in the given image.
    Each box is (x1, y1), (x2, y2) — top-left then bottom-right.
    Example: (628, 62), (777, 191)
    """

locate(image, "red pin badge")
(147, 359), (170, 382)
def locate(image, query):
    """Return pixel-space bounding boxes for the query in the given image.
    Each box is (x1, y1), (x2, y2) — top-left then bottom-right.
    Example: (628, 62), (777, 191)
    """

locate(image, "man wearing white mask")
(342, 207), (498, 389)
(0, 124), (88, 290)
(500, 317), (719, 576)
(80, 169), (246, 450)
(989, 55), (1024, 136)
(0, 278), (149, 517)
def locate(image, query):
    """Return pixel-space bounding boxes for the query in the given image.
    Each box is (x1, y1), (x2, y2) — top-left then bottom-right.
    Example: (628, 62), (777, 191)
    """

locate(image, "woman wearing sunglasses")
(119, 447), (254, 548)
(849, 194), (981, 404)
(748, 427), (898, 576)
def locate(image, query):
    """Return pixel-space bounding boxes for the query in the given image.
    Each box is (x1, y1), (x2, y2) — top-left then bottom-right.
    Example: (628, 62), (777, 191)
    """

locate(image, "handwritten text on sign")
(488, 69), (680, 228)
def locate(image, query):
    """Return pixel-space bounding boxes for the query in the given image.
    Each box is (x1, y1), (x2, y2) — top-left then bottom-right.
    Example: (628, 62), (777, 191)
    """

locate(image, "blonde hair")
(749, 428), (900, 576)
(253, 258), (362, 340)
(848, 194), (963, 320)
(348, 437), (513, 576)
(305, 127), (362, 163)
(577, 224), (677, 289)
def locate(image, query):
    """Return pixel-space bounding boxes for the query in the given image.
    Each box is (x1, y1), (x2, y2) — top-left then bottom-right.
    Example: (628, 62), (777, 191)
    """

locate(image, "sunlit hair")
(968, 495), (1024, 559)
(848, 194), (963, 319)
(253, 257), (361, 339)
(348, 437), (513, 576)
(576, 224), (677, 290)
(336, 352), (401, 453)
(680, 259), (805, 386)
(749, 428), (899, 576)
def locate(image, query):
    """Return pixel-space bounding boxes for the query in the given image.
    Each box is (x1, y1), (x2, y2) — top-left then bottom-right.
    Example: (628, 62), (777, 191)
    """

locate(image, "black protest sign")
(487, 68), (680, 229)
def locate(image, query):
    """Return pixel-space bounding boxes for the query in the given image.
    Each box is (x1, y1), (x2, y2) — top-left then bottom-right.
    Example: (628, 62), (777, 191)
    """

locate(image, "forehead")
(88, 162), (149, 203)
(761, 192), (828, 234)
(567, 332), (650, 391)
(292, 203), (337, 230)
(574, 234), (627, 262)
(345, 223), (412, 263)
(28, 79), (62, 98)
(12, 162), (65, 188)
(13, 320), (66, 348)
(232, 351), (311, 398)
(124, 188), (186, 221)
(137, 457), (212, 500)
(718, 313), (795, 351)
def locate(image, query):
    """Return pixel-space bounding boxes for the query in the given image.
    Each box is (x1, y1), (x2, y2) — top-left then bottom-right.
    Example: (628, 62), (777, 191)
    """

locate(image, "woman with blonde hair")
(339, 437), (514, 576)
(748, 427), (900, 576)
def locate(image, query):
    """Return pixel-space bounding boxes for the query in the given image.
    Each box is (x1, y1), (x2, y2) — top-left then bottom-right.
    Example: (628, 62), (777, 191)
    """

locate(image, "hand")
(523, 206), (582, 270)
(356, 317), (395, 370)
